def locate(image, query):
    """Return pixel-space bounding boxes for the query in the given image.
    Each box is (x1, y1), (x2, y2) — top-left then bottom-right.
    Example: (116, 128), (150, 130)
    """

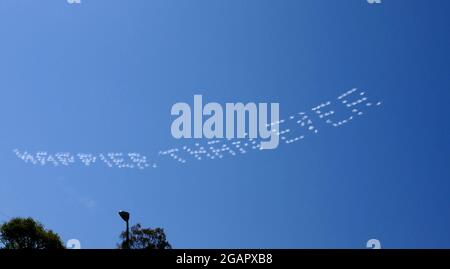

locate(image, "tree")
(0, 217), (65, 249)
(118, 223), (171, 249)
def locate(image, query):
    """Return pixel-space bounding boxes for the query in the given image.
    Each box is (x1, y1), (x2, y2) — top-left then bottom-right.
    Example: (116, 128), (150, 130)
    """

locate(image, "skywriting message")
(13, 88), (382, 170)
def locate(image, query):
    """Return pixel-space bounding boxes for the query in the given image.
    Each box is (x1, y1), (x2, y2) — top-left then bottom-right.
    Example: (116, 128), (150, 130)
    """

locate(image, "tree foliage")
(0, 217), (65, 249)
(119, 223), (171, 249)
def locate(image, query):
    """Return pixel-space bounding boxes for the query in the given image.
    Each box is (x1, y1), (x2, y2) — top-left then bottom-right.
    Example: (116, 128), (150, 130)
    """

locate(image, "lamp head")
(118, 210), (130, 222)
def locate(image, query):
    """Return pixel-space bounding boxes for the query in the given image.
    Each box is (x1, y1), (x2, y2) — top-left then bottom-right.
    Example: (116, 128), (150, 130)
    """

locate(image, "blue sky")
(0, 0), (450, 248)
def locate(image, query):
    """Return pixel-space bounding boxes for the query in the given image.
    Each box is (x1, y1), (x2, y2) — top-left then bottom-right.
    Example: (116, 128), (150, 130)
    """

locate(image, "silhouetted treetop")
(0, 217), (65, 249)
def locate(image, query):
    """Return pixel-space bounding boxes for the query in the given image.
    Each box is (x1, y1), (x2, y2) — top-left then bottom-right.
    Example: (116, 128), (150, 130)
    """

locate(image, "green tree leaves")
(0, 217), (65, 249)
(118, 224), (171, 250)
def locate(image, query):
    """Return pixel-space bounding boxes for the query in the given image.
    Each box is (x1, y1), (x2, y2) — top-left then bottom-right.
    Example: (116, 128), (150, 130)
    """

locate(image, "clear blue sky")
(0, 0), (449, 248)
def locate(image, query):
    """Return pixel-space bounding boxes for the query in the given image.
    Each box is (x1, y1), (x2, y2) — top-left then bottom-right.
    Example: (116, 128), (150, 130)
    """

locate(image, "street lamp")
(118, 210), (130, 249)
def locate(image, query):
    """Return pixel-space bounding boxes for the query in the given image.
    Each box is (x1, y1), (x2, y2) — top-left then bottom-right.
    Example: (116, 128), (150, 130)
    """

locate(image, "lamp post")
(118, 210), (130, 249)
